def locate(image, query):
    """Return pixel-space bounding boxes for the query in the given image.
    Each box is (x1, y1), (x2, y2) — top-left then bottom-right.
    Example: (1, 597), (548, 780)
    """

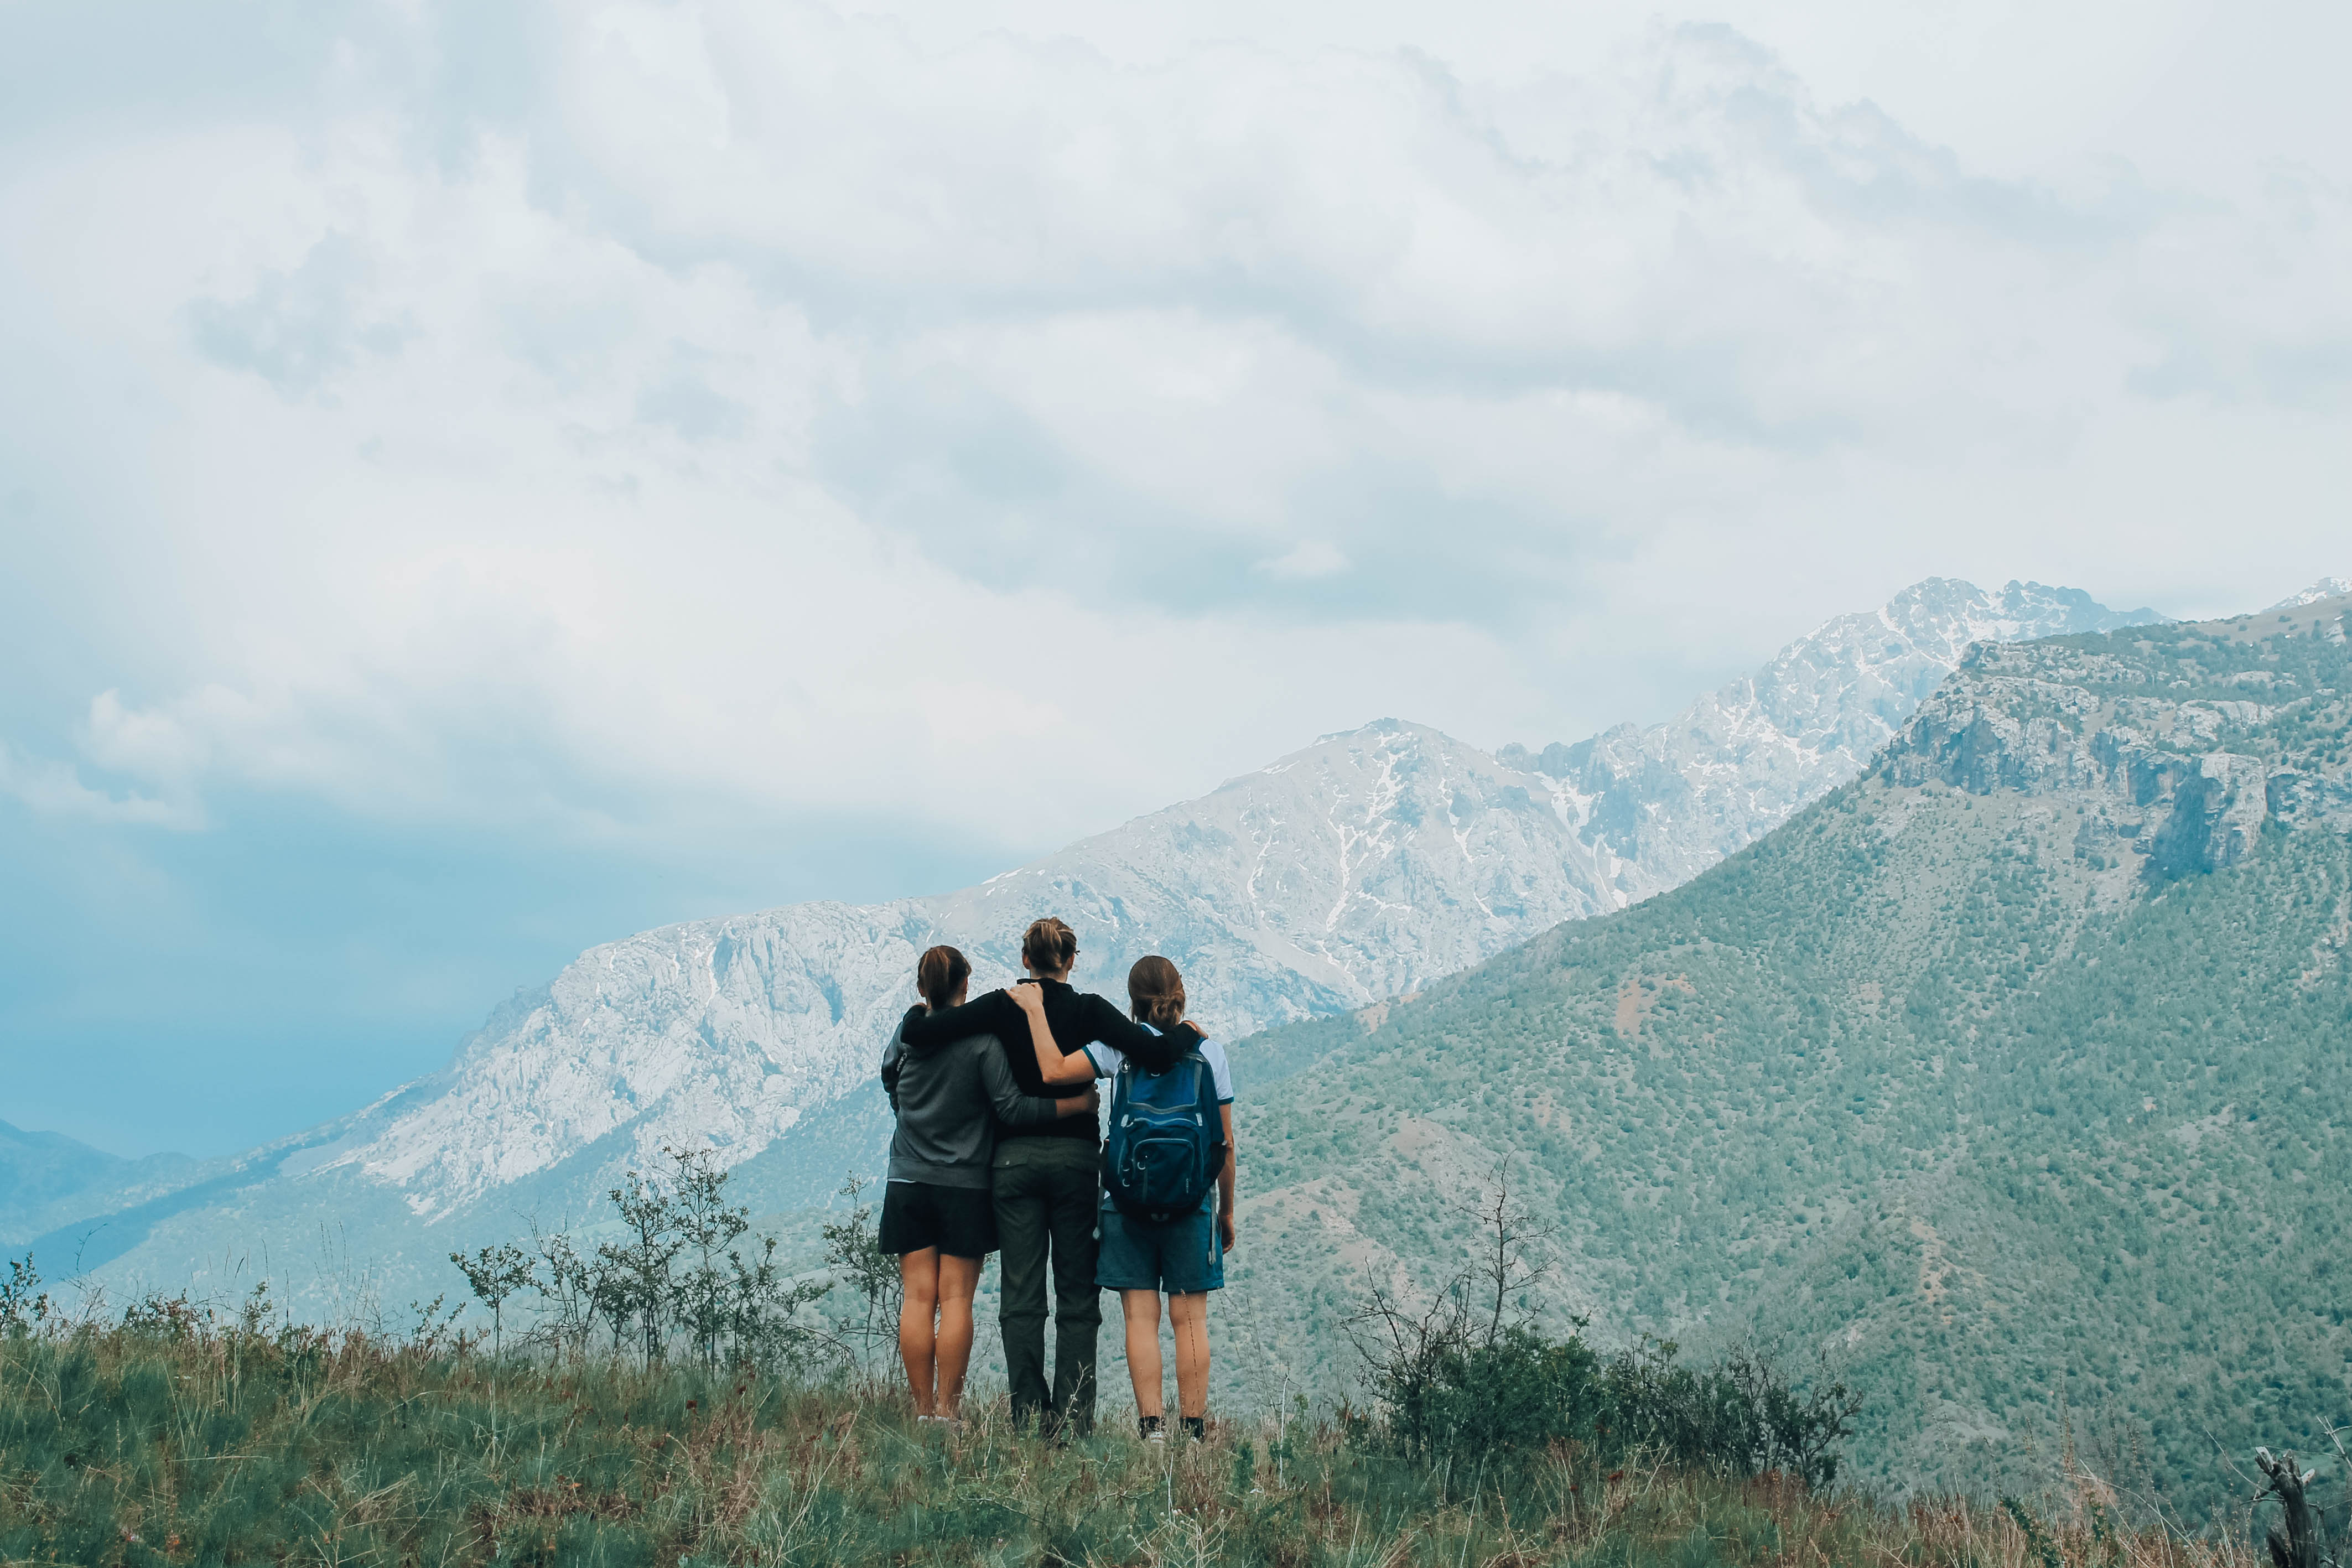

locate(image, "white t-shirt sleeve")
(1201, 1039), (1234, 1103)
(1088, 1029), (1233, 1102)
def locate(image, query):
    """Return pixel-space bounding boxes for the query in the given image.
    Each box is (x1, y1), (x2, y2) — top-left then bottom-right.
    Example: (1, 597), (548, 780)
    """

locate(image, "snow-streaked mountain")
(1499, 578), (2160, 892)
(2269, 576), (2352, 610)
(289, 722), (1638, 1222)
(26, 577), (2160, 1305)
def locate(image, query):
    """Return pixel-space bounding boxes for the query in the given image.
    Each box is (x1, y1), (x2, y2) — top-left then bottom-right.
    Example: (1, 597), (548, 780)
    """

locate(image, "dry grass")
(0, 1322), (2275, 1568)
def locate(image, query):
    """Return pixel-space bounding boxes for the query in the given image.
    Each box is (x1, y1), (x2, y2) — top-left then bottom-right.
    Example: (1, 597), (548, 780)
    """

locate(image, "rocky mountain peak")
(1884, 589), (2352, 875)
(2267, 577), (2352, 610)
(1497, 578), (2164, 891)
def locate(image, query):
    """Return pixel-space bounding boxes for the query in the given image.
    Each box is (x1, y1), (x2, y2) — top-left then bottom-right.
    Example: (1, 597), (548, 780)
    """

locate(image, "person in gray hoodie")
(880, 944), (1097, 1421)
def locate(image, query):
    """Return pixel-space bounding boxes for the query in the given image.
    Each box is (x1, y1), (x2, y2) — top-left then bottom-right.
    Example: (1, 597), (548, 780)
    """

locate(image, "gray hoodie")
(880, 1025), (1064, 1188)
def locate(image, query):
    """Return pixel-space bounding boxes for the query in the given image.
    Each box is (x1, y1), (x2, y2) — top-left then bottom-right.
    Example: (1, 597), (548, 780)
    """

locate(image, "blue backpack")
(1102, 1029), (1225, 1226)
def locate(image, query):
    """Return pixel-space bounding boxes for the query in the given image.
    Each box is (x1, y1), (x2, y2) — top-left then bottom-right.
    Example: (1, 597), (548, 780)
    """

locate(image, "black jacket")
(897, 979), (1172, 1146)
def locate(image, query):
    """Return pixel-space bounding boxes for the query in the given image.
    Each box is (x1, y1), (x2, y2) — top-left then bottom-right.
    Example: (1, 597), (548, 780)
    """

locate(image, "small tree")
(525, 1226), (600, 1359)
(1461, 1159), (1556, 1347)
(668, 1146), (752, 1374)
(1, 1255), (50, 1338)
(599, 1169), (685, 1363)
(450, 1242), (533, 1359)
(1347, 1158), (1562, 1458)
(820, 1175), (901, 1375)
(726, 1234), (838, 1374)
(1346, 1160), (1856, 1484)
(459, 1155), (842, 1370)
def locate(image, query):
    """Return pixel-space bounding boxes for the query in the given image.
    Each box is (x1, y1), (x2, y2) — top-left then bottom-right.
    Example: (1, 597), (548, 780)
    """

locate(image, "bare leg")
(899, 1248), (940, 1414)
(933, 1254), (983, 1417)
(1120, 1289), (1165, 1419)
(1170, 1291), (1209, 1419)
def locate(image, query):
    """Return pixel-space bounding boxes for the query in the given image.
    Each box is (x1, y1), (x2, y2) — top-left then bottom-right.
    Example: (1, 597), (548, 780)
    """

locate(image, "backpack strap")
(1108, 1046), (1136, 1115)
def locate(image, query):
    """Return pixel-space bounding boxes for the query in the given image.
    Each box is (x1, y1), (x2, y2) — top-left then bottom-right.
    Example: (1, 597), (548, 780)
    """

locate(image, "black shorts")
(878, 1181), (999, 1259)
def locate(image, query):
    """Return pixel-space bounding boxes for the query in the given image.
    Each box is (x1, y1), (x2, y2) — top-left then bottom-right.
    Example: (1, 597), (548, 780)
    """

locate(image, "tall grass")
(0, 1314), (2270, 1568)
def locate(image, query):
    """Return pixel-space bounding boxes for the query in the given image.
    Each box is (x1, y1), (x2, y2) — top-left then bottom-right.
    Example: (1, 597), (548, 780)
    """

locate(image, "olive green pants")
(992, 1140), (1102, 1433)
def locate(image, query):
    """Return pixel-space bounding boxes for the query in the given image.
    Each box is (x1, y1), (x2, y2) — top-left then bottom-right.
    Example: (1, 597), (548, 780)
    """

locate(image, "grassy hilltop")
(0, 1313), (2301, 1568)
(1217, 597), (2352, 1512)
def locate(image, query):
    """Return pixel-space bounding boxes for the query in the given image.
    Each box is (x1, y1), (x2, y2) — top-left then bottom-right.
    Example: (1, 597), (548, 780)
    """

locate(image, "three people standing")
(882, 917), (1237, 1440)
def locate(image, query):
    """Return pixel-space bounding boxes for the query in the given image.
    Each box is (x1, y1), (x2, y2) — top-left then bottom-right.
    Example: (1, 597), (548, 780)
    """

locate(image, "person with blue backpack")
(1006, 954), (1234, 1447)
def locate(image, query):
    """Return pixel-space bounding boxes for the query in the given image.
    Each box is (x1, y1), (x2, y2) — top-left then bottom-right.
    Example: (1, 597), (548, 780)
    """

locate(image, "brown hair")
(1127, 955), (1187, 1030)
(917, 945), (972, 1010)
(1021, 917), (1078, 975)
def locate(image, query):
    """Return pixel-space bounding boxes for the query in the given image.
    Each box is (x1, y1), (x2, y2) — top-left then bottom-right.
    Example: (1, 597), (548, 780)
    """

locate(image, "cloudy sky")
(3, 0), (2346, 1157)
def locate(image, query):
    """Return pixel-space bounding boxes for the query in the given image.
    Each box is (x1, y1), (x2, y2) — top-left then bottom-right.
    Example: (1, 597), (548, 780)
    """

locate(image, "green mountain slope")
(1218, 595), (2352, 1514)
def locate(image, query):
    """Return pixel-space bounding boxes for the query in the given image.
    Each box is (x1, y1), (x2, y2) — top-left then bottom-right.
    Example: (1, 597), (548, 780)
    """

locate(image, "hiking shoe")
(1139, 1414), (1166, 1450)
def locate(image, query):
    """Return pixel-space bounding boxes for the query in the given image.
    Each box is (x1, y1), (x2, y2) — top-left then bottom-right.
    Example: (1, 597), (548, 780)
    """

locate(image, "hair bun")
(1126, 954), (1186, 1030)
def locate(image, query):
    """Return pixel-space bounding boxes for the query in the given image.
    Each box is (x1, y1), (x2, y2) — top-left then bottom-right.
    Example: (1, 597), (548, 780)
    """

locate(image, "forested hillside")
(1219, 596), (2352, 1514)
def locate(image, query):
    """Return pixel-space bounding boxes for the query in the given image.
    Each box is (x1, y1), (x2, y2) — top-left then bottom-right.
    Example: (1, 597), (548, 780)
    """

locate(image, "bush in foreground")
(1346, 1161), (1861, 1488)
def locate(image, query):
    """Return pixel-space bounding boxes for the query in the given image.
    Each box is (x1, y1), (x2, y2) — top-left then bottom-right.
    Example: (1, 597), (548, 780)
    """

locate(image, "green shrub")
(1346, 1165), (1858, 1484)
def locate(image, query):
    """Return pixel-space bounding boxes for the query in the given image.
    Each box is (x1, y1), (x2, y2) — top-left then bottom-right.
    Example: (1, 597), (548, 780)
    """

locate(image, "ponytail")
(1021, 916), (1078, 975)
(917, 945), (971, 1010)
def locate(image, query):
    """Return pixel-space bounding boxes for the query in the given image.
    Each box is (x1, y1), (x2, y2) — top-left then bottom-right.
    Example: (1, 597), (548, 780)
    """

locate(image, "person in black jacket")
(880, 944), (1097, 1424)
(895, 916), (1175, 1435)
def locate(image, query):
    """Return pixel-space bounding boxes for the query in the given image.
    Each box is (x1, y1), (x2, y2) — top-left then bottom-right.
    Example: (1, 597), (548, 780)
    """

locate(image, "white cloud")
(0, 742), (202, 829)
(1257, 541), (1349, 580)
(2, 0), (2348, 876)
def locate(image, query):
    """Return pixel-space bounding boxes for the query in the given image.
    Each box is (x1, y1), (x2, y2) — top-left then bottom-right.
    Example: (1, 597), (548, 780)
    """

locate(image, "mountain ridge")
(20, 577), (2162, 1307)
(0, 1121), (193, 1250)
(1498, 578), (2161, 892)
(1212, 588), (2352, 1511)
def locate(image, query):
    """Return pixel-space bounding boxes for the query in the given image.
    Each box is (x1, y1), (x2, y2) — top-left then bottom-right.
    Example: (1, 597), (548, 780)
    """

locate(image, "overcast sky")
(2, 0), (2346, 1157)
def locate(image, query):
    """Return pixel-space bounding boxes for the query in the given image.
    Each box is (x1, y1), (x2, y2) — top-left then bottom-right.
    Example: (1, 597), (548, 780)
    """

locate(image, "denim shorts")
(1095, 1204), (1223, 1293)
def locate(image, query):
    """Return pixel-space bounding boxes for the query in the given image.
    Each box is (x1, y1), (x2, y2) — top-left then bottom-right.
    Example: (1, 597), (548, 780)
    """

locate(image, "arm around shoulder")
(1081, 993), (1162, 1056)
(900, 991), (1011, 1049)
(1006, 983), (1098, 1085)
(980, 1045), (1097, 1126)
